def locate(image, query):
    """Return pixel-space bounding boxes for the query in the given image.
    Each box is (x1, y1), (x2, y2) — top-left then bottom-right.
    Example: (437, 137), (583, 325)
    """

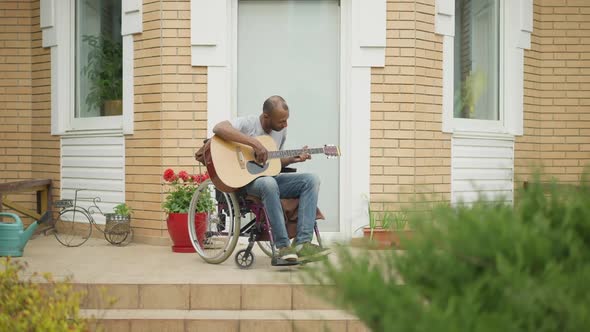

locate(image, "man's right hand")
(252, 141), (268, 164)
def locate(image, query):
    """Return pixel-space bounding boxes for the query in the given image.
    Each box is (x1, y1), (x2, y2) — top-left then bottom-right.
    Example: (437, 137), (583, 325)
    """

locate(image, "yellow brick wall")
(0, 0), (52, 223)
(370, 0), (451, 213)
(127, 0), (208, 244)
(516, 0), (590, 183)
(0, 1), (33, 181)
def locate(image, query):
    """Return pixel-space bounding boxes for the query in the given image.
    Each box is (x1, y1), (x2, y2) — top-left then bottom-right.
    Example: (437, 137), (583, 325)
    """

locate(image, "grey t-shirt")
(230, 115), (287, 150)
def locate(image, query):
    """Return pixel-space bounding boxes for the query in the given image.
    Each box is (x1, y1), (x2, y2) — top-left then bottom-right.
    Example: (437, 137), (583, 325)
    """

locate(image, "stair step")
(82, 309), (369, 332)
(63, 283), (337, 311)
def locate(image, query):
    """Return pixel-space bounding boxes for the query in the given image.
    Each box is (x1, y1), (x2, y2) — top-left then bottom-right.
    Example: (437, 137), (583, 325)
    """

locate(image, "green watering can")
(0, 211), (50, 257)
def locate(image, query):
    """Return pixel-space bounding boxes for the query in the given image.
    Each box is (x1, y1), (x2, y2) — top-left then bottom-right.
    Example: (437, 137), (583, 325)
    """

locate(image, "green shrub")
(303, 175), (590, 332)
(0, 258), (87, 331)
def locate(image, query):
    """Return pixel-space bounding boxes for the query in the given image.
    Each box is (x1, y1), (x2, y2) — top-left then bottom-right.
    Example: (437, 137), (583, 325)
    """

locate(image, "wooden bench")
(0, 179), (53, 223)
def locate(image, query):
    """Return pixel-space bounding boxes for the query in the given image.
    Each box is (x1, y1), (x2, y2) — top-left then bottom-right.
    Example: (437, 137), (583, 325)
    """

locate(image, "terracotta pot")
(166, 212), (207, 253)
(362, 227), (413, 249)
(103, 99), (122, 116)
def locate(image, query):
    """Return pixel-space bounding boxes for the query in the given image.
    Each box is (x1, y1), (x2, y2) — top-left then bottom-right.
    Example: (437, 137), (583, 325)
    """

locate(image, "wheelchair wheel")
(235, 249), (255, 269)
(188, 179), (241, 264)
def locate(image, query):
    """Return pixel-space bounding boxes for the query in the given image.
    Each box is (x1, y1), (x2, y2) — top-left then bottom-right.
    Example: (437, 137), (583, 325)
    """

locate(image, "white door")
(237, 0), (341, 231)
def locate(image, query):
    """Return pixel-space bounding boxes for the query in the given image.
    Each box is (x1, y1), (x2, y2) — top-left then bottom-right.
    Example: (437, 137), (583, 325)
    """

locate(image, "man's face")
(269, 108), (289, 131)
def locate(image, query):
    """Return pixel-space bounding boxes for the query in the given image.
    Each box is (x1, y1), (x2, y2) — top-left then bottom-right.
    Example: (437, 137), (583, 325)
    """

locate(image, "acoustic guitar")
(203, 135), (340, 192)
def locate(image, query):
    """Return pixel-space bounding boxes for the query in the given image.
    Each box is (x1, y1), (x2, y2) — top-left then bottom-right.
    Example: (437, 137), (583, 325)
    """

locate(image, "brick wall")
(516, 0), (590, 183)
(127, 0), (208, 244)
(0, 1), (36, 222)
(370, 0), (451, 214)
(0, 1), (33, 181)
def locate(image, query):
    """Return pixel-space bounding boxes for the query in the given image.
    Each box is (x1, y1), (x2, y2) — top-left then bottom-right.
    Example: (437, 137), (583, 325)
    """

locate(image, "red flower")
(163, 169), (176, 182)
(178, 170), (189, 181)
(162, 169), (213, 214)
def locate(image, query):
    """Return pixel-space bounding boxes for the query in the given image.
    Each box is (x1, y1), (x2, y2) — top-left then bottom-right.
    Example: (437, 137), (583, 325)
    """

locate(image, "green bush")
(0, 258), (87, 331)
(303, 175), (590, 332)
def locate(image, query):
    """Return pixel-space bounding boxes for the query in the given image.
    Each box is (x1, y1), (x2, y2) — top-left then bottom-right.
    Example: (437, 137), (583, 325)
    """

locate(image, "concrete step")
(82, 309), (369, 332)
(68, 283), (338, 311)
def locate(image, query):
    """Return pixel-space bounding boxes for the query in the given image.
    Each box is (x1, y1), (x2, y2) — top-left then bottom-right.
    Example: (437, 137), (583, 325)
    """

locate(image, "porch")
(15, 234), (368, 332)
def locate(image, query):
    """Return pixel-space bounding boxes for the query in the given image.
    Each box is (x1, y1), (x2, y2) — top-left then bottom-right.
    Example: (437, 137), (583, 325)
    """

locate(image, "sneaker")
(295, 242), (330, 261)
(278, 246), (298, 262)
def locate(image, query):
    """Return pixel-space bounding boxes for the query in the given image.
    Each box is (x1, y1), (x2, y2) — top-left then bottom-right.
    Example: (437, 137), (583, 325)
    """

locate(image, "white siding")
(451, 135), (514, 204)
(60, 134), (125, 224)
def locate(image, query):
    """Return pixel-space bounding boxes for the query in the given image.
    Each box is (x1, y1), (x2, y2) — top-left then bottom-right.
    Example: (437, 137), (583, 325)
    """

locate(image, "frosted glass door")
(237, 0), (340, 231)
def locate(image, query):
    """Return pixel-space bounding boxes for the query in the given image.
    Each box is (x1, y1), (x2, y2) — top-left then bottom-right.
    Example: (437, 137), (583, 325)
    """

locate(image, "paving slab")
(13, 235), (309, 284)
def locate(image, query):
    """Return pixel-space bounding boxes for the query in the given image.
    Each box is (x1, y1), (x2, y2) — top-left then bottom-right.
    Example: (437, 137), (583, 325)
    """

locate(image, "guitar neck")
(268, 148), (325, 159)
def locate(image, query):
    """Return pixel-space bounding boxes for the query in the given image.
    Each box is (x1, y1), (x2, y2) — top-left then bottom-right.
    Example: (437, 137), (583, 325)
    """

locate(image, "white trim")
(191, 0), (229, 67)
(351, 0), (386, 67)
(192, 0), (385, 238)
(436, 0), (532, 136)
(347, 67), (372, 239)
(122, 0), (143, 36)
(435, 0), (455, 37)
(207, 66), (232, 137)
(122, 35), (134, 134)
(40, 0), (56, 47)
(49, 0), (73, 135)
(441, 35), (454, 133)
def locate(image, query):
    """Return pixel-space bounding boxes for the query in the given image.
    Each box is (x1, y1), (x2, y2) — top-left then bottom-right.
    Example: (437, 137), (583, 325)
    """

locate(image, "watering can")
(0, 211), (50, 257)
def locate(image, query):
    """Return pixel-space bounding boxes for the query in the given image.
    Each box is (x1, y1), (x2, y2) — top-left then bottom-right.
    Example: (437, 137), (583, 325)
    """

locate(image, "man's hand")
(293, 146), (311, 163)
(252, 141), (268, 164)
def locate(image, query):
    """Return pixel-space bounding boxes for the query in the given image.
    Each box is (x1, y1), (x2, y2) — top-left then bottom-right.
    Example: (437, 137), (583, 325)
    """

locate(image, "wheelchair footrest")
(271, 257), (300, 267)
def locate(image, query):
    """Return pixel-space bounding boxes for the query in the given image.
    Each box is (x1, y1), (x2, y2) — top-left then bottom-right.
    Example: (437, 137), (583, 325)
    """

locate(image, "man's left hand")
(294, 146), (311, 163)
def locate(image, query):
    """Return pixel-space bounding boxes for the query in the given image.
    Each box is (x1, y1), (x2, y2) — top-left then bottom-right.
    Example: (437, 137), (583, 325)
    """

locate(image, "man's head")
(261, 95), (289, 132)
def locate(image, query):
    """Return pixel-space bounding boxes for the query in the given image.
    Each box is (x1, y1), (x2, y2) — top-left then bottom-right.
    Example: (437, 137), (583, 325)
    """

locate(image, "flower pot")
(166, 212), (207, 253)
(362, 227), (413, 249)
(103, 99), (122, 116)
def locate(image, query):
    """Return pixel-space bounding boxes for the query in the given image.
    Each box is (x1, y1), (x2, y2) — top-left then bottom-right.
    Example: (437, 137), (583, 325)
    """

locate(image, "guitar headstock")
(323, 145), (341, 158)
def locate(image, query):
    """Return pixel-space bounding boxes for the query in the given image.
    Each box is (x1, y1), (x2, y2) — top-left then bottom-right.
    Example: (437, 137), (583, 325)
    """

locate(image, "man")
(212, 95), (328, 262)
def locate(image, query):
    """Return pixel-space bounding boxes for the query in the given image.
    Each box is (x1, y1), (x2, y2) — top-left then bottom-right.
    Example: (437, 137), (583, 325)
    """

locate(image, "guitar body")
(204, 135), (282, 192)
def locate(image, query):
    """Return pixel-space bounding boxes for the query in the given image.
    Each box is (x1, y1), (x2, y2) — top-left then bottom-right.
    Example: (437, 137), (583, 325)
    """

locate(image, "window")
(453, 0), (499, 120)
(76, 0), (122, 118)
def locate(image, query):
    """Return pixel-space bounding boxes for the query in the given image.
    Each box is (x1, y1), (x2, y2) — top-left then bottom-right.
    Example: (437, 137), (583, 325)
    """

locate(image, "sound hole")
(246, 161), (269, 175)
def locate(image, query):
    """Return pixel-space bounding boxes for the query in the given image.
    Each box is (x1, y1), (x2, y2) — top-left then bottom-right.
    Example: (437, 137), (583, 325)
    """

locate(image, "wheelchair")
(186, 177), (324, 269)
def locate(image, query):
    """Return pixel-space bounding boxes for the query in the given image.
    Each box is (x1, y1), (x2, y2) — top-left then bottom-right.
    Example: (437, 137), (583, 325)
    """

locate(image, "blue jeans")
(245, 173), (320, 248)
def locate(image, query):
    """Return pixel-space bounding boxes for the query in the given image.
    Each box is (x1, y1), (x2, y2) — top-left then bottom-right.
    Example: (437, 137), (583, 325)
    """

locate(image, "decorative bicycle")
(51, 189), (133, 247)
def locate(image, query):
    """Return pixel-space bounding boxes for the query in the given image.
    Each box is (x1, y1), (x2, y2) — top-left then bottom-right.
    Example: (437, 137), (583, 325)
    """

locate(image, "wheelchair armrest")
(281, 167), (297, 173)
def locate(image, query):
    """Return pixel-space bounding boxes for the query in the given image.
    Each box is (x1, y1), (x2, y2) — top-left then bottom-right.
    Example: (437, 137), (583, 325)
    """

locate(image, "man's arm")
(213, 121), (268, 163)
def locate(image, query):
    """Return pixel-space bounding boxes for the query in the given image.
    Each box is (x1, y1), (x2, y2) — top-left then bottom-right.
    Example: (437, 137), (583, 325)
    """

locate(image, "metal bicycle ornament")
(104, 213), (133, 246)
(52, 190), (133, 247)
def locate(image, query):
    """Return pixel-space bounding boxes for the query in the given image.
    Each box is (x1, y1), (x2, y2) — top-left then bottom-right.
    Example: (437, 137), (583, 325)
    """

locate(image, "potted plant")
(358, 197), (413, 249)
(81, 34), (123, 116)
(162, 169), (213, 253)
(104, 203), (133, 246)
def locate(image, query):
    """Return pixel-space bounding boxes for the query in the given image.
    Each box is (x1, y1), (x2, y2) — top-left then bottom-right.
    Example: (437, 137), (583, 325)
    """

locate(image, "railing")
(0, 179), (53, 222)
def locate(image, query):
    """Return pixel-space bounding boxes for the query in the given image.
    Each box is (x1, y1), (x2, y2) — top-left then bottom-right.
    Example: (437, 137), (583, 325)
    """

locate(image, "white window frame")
(190, 0), (387, 239)
(40, 0), (142, 135)
(436, 0), (533, 136)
